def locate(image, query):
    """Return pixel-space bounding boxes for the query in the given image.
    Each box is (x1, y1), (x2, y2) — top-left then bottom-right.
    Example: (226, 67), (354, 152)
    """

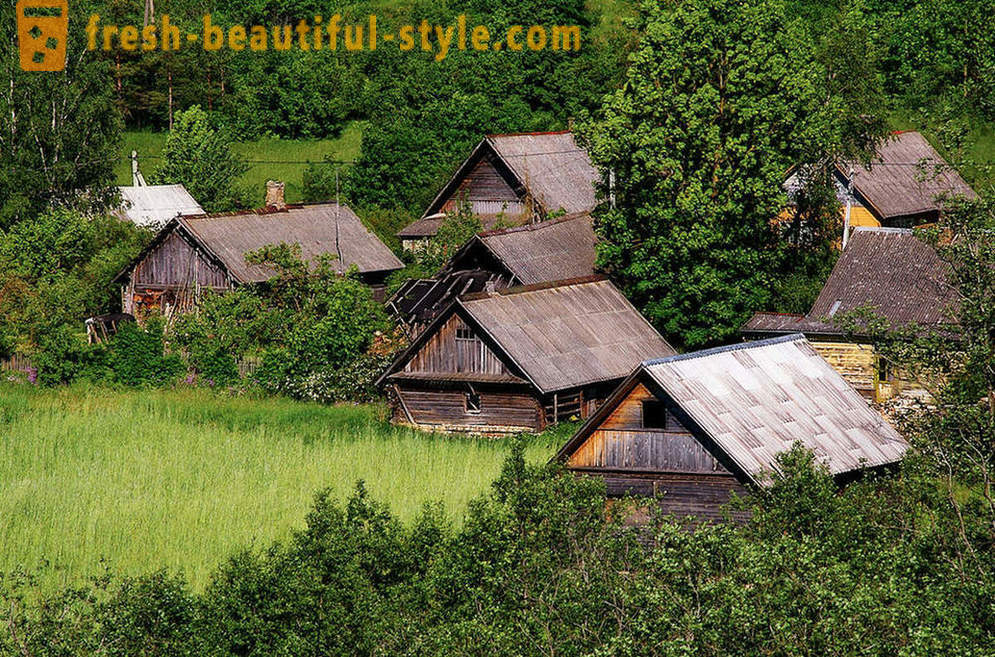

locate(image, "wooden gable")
(131, 228), (230, 290)
(567, 382), (730, 475)
(440, 154), (526, 218)
(402, 313), (518, 379)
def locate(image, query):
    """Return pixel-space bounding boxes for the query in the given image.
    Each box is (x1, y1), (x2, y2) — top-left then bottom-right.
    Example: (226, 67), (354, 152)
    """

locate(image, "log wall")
(393, 383), (542, 432)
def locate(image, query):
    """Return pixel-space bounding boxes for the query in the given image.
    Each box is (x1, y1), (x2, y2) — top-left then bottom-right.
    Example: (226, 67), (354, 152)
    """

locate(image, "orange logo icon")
(17, 0), (68, 71)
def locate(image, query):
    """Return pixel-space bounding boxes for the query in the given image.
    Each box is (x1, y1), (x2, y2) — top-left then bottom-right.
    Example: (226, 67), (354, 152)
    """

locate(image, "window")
(465, 390), (481, 414)
(456, 327), (475, 341)
(642, 400), (669, 430)
(877, 356), (891, 383)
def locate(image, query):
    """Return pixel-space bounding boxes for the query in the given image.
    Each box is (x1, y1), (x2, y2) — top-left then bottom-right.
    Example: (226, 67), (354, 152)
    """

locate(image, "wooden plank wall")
(132, 231), (229, 288)
(442, 157), (526, 217)
(395, 384), (541, 432)
(568, 384), (729, 474)
(809, 341), (876, 398)
(404, 315), (512, 376)
(597, 472), (751, 525)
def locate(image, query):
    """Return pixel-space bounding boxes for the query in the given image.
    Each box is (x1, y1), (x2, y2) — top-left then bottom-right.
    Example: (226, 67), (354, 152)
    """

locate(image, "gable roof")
(842, 131), (976, 221)
(381, 277), (677, 394)
(743, 227), (957, 337)
(116, 202), (402, 284)
(470, 212), (598, 285)
(410, 131), (599, 236)
(116, 185), (204, 227)
(558, 335), (909, 486)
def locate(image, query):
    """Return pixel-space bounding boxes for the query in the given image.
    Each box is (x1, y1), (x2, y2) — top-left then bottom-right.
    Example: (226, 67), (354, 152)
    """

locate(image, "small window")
(456, 327), (475, 341)
(877, 356), (891, 383)
(642, 400), (669, 430)
(465, 390), (481, 414)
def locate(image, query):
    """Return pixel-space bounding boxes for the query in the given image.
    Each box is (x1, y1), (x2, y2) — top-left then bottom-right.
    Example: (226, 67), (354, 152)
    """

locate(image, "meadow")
(0, 385), (563, 592)
(114, 121), (366, 204)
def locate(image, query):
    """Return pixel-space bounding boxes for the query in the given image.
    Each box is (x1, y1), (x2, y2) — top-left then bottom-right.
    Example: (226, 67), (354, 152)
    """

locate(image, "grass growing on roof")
(0, 384), (558, 592)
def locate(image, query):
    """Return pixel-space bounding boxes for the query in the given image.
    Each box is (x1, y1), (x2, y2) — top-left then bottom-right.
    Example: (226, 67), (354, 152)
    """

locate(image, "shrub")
(107, 320), (183, 388)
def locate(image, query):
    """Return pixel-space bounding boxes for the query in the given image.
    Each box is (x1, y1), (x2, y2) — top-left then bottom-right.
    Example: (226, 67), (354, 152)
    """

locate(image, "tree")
(150, 105), (249, 212)
(579, 0), (884, 348)
(0, 1), (122, 228)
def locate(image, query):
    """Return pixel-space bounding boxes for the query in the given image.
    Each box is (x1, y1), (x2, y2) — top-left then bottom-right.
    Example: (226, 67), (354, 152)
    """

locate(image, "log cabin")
(113, 201), (403, 316)
(741, 227), (957, 402)
(377, 276), (676, 434)
(397, 131), (599, 250)
(783, 131), (976, 230)
(387, 212), (597, 335)
(555, 334), (909, 523)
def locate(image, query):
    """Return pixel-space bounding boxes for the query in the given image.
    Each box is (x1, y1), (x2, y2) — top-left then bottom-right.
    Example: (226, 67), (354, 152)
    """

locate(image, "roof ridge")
(486, 130), (573, 139)
(460, 275), (606, 302)
(182, 201), (355, 222)
(643, 334), (806, 367)
(851, 226), (915, 235)
(477, 212), (590, 238)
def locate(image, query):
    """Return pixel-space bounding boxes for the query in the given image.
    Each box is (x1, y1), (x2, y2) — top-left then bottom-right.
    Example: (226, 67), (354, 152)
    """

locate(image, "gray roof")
(641, 335), (908, 483)
(178, 203), (402, 282)
(488, 132), (599, 215)
(460, 277), (676, 393)
(843, 131), (976, 220)
(743, 227), (956, 337)
(116, 185), (204, 227)
(474, 212), (597, 285)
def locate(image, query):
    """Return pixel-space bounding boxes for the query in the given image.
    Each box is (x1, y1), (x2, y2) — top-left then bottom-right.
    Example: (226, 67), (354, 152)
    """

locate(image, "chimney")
(265, 180), (286, 210)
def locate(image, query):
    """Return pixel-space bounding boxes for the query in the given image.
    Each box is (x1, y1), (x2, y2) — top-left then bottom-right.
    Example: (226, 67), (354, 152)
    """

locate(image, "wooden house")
(555, 335), (908, 523)
(377, 277), (676, 434)
(388, 212), (597, 334)
(114, 202), (403, 315)
(742, 227), (956, 402)
(397, 131), (599, 250)
(784, 131), (976, 230)
(115, 184), (204, 228)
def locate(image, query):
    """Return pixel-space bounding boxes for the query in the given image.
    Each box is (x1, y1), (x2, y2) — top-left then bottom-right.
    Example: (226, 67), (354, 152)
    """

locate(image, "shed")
(742, 227), (956, 401)
(115, 185), (204, 228)
(556, 334), (908, 522)
(378, 277), (676, 434)
(388, 212), (598, 333)
(114, 202), (403, 315)
(397, 131), (599, 248)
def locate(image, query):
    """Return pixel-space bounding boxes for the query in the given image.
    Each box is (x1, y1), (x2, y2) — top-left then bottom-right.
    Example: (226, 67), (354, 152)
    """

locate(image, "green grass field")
(115, 121), (366, 204)
(0, 385), (563, 591)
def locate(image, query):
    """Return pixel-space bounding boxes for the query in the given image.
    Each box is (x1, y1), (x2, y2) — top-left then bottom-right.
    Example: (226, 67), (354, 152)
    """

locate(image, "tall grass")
(0, 385), (559, 591)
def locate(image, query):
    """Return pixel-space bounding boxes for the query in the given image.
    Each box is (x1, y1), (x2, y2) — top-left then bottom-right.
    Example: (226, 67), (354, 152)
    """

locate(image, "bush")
(107, 320), (183, 388)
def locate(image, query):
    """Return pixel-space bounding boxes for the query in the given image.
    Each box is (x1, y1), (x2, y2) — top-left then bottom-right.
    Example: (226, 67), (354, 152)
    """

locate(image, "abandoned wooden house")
(784, 131), (976, 230)
(114, 202), (403, 316)
(388, 212), (597, 334)
(377, 276), (676, 434)
(115, 184), (204, 228)
(396, 131), (599, 250)
(555, 334), (908, 523)
(741, 227), (956, 402)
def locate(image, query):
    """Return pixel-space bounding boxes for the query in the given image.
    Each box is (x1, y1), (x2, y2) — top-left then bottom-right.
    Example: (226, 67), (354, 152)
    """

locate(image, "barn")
(114, 202), (403, 315)
(388, 212), (597, 334)
(555, 335), (909, 523)
(377, 277), (676, 434)
(742, 227), (957, 402)
(397, 131), (599, 249)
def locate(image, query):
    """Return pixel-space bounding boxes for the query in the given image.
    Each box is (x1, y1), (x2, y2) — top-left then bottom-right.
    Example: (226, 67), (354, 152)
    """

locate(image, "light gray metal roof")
(460, 277), (676, 393)
(116, 185), (204, 228)
(476, 212), (598, 285)
(642, 335), (908, 484)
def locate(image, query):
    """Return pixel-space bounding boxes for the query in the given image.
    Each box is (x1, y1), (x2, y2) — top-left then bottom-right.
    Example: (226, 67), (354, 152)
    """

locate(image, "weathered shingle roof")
(640, 335), (908, 484)
(116, 185), (204, 227)
(843, 131), (976, 220)
(474, 212), (597, 285)
(743, 227), (957, 336)
(177, 203), (402, 282)
(487, 132), (598, 215)
(460, 277), (676, 393)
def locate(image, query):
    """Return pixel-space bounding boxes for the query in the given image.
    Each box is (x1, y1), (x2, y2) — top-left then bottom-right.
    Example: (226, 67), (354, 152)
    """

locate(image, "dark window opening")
(642, 400), (670, 430)
(465, 391), (481, 413)
(456, 326), (476, 341)
(877, 357), (891, 383)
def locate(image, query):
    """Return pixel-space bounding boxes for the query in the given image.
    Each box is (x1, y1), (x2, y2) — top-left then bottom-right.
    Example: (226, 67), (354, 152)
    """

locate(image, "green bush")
(107, 321), (183, 388)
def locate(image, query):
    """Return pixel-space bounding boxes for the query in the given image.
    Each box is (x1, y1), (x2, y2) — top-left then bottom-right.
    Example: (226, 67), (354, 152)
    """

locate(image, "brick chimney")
(265, 180), (286, 210)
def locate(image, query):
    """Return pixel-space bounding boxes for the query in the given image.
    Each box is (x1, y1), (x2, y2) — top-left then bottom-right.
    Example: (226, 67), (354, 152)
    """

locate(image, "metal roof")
(459, 277), (676, 393)
(640, 335), (908, 484)
(842, 131), (976, 220)
(176, 203), (402, 282)
(116, 185), (204, 228)
(475, 212), (597, 285)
